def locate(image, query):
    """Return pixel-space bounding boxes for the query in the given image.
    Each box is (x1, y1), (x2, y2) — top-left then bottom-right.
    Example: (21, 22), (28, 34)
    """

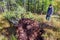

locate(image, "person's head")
(49, 4), (52, 8)
(49, 4), (52, 6)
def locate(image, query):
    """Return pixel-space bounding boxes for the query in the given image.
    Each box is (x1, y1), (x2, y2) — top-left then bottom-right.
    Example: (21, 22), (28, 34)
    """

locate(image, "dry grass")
(0, 14), (10, 29)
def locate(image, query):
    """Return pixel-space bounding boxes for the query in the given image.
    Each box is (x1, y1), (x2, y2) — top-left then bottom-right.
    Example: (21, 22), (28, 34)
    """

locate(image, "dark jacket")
(47, 6), (54, 16)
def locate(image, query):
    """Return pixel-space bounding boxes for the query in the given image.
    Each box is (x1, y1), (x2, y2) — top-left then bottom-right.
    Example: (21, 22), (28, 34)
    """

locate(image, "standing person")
(46, 4), (54, 21)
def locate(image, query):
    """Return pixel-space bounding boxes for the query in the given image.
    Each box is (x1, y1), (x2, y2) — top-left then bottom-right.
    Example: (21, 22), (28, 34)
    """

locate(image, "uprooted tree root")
(16, 18), (45, 40)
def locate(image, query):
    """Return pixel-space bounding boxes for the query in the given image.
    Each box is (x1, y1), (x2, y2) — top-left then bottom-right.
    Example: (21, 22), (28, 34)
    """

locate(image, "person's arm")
(52, 6), (54, 15)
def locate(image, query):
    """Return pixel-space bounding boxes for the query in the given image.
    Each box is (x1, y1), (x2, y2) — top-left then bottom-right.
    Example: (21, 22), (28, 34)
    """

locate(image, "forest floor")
(0, 13), (60, 40)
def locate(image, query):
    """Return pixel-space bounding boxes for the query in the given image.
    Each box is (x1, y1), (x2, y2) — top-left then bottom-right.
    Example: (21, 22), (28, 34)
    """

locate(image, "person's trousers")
(46, 15), (50, 21)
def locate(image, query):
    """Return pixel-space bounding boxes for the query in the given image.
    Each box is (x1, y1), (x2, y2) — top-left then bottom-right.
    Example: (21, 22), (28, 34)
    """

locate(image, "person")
(46, 4), (54, 21)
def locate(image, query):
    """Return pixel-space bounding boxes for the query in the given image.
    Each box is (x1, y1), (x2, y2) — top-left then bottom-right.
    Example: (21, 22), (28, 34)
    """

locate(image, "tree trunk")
(28, 0), (29, 11)
(23, 0), (26, 10)
(41, 0), (44, 15)
(34, 0), (36, 13)
(3, 0), (7, 12)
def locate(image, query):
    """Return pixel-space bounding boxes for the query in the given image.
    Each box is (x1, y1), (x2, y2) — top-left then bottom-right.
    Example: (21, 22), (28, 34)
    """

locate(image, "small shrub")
(4, 5), (26, 25)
